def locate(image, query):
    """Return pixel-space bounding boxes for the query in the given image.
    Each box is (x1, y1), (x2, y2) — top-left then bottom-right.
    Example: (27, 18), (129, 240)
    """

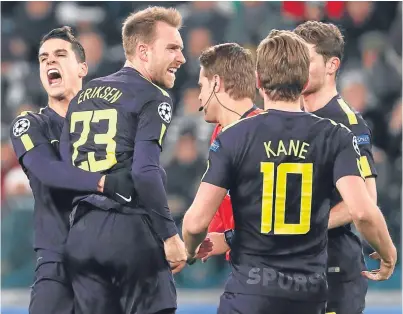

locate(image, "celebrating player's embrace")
(9, 4), (396, 314)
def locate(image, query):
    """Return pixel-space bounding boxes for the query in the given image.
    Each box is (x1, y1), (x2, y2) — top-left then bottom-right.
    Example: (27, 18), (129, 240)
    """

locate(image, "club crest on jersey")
(158, 102), (172, 124)
(352, 136), (360, 156)
(13, 118), (30, 137)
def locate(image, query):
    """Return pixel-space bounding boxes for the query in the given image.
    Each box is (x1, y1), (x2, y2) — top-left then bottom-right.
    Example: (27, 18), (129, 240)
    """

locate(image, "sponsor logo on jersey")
(356, 134), (370, 145)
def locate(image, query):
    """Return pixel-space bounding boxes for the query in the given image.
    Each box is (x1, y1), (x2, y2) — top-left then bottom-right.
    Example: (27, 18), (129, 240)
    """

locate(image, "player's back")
(215, 109), (362, 301)
(64, 67), (172, 208)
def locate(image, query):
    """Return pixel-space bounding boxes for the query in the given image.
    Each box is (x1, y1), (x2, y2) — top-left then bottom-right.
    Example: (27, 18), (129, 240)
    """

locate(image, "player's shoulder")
(222, 110), (268, 134)
(328, 96), (370, 130)
(308, 112), (354, 143)
(10, 107), (49, 139)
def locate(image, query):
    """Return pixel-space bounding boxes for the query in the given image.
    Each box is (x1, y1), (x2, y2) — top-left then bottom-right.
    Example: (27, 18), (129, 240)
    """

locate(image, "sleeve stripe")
(337, 99), (358, 125)
(158, 123), (167, 146)
(359, 156), (372, 177)
(21, 134), (34, 152)
(201, 160), (210, 181)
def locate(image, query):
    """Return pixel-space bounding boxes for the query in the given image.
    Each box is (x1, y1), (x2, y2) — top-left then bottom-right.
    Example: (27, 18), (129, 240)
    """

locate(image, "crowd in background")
(1, 1), (401, 289)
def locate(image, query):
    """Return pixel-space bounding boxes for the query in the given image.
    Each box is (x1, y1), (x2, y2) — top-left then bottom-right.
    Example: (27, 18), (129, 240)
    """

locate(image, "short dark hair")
(294, 21), (344, 62)
(39, 26), (86, 62)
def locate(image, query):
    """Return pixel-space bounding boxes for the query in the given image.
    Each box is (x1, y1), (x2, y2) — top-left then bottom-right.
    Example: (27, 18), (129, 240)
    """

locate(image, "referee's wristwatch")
(224, 229), (235, 247)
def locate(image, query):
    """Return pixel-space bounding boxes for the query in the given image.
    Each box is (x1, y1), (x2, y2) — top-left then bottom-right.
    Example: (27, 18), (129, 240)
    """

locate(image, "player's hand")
(187, 238), (214, 265)
(195, 237), (213, 259)
(164, 234), (187, 274)
(103, 170), (134, 205)
(201, 232), (230, 263)
(361, 251), (397, 281)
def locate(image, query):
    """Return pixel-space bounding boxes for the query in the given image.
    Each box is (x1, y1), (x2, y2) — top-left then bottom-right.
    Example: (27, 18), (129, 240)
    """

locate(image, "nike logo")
(116, 193), (131, 202)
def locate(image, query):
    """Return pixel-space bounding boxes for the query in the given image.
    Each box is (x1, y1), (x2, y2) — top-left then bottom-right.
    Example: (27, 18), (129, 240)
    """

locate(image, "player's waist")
(327, 236), (366, 280)
(231, 250), (327, 273)
(226, 261), (327, 301)
(328, 224), (354, 237)
(72, 194), (149, 215)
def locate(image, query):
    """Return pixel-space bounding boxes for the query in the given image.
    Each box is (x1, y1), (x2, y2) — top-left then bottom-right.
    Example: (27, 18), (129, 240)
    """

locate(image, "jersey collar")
(240, 104), (258, 119)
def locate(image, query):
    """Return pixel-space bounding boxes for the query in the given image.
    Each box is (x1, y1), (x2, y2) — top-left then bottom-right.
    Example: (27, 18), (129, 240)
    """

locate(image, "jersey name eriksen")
(78, 86), (123, 104)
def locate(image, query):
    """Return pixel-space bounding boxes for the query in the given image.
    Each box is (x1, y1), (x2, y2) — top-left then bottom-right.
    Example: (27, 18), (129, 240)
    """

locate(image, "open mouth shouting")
(47, 68), (62, 87)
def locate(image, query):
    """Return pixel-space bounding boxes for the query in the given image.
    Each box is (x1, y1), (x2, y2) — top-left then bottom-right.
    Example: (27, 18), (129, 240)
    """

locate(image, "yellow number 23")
(70, 109), (117, 172)
(260, 162), (313, 235)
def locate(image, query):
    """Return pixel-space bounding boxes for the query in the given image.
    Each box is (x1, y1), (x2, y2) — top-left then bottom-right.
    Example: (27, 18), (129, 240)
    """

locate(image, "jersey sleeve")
(333, 127), (365, 185)
(352, 121), (378, 179)
(10, 114), (48, 162)
(135, 97), (173, 149)
(202, 135), (233, 190)
(59, 120), (72, 163)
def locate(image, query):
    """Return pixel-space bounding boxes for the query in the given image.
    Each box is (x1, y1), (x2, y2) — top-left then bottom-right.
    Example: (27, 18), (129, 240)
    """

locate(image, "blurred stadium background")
(1, 1), (402, 313)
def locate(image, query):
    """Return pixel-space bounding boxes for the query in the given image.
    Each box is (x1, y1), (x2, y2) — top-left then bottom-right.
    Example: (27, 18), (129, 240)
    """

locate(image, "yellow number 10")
(260, 162), (313, 235)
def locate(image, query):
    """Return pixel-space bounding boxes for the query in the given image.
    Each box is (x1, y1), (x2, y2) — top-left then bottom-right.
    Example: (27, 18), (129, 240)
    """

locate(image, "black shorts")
(218, 292), (326, 314)
(65, 204), (177, 314)
(326, 275), (368, 314)
(29, 255), (74, 314)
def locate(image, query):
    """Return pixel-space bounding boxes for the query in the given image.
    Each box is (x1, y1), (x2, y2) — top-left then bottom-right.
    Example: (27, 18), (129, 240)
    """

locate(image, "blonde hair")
(122, 6), (182, 58)
(256, 31), (309, 102)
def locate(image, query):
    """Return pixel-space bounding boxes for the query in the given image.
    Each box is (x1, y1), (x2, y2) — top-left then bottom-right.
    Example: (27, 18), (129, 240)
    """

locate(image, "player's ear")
(255, 71), (262, 89)
(138, 43), (148, 62)
(302, 78), (309, 92)
(79, 62), (88, 78)
(327, 57), (340, 76)
(213, 75), (220, 93)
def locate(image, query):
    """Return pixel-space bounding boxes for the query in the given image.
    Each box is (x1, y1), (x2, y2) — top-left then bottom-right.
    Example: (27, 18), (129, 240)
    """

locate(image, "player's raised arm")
(334, 131), (396, 281)
(183, 137), (231, 258)
(10, 116), (133, 202)
(11, 114), (101, 192)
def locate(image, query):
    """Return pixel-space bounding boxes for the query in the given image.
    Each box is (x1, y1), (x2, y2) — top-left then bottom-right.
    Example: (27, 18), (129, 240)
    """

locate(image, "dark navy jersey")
(313, 94), (377, 281)
(61, 67), (172, 211)
(202, 110), (364, 301)
(10, 107), (72, 257)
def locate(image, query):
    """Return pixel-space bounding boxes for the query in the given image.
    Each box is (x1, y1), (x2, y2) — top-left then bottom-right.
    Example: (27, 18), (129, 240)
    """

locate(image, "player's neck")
(124, 60), (153, 83)
(218, 98), (254, 127)
(48, 96), (70, 118)
(263, 98), (303, 112)
(303, 85), (338, 113)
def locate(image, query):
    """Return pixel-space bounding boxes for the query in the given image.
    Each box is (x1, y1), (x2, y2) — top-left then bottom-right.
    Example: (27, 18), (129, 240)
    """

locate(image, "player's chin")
(47, 86), (66, 98)
(164, 76), (175, 89)
(204, 113), (216, 124)
(302, 84), (318, 95)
